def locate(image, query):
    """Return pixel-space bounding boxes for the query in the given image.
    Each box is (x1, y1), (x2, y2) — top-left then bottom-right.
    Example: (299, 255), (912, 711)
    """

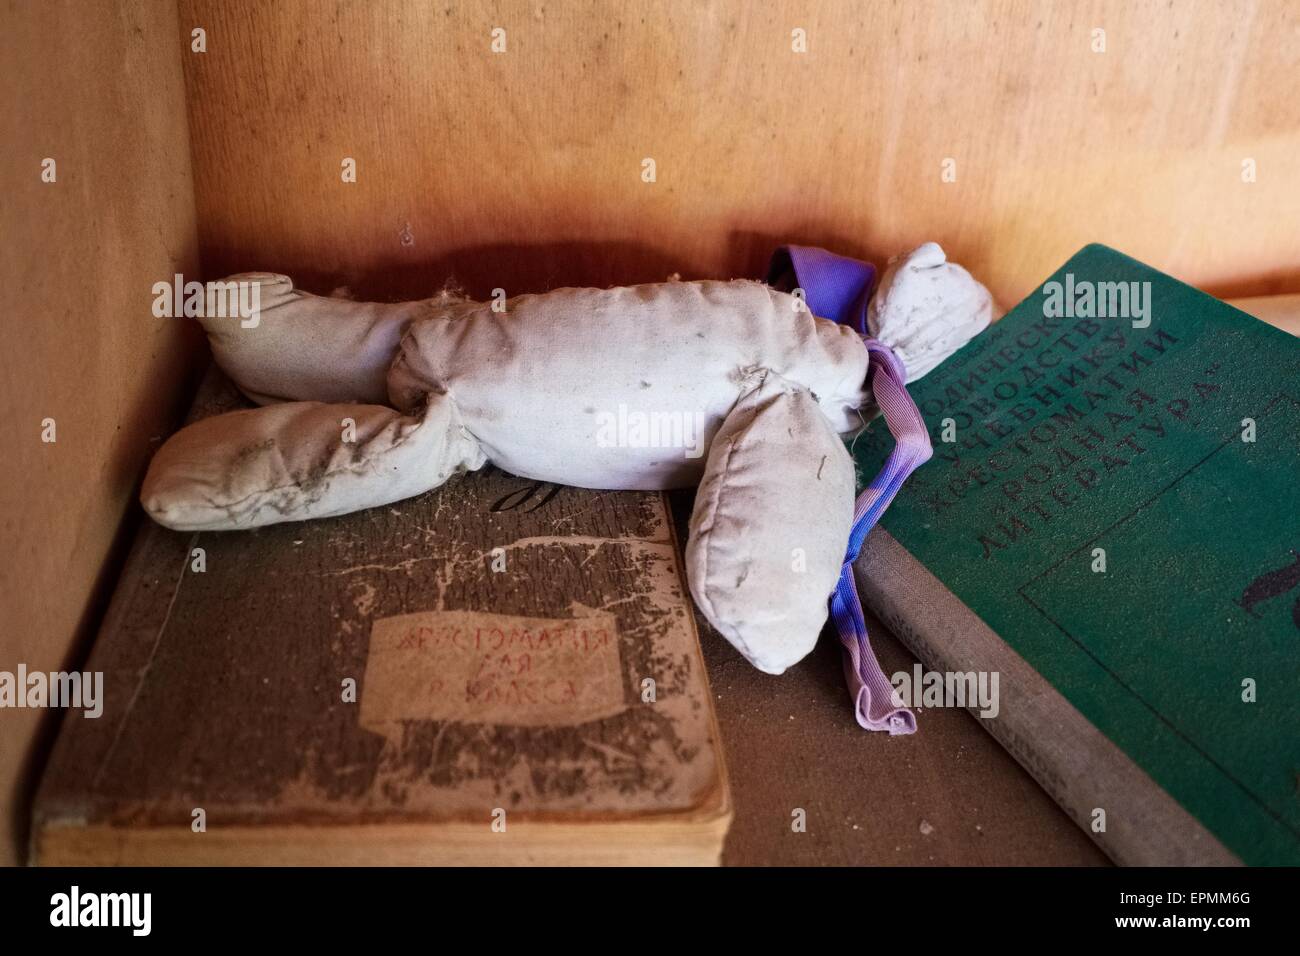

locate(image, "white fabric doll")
(142, 242), (992, 708)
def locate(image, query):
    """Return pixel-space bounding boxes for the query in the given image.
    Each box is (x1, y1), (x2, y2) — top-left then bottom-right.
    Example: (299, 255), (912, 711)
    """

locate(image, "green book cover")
(853, 244), (1300, 865)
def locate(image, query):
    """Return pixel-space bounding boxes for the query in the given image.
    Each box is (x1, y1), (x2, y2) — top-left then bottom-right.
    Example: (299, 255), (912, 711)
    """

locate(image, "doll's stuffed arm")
(141, 394), (485, 531)
(143, 272), (486, 531)
(685, 371), (855, 674)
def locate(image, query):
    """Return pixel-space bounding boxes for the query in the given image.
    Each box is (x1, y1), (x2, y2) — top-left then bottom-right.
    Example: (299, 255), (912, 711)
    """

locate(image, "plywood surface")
(0, 0), (202, 866)
(180, 0), (1299, 307)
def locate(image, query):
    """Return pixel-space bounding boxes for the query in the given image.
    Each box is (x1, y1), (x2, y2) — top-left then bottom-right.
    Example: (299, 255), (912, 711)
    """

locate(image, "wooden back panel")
(180, 0), (1299, 306)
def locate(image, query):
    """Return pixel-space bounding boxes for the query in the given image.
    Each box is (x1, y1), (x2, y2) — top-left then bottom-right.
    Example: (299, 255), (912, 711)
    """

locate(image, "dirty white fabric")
(388, 279), (869, 490)
(142, 244), (992, 674)
(684, 373), (854, 674)
(869, 242), (995, 381)
(200, 273), (444, 406)
(142, 395), (485, 531)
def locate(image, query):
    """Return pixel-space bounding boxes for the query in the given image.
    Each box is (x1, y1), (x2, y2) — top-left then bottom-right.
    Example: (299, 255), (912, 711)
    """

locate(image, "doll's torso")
(387, 279), (870, 490)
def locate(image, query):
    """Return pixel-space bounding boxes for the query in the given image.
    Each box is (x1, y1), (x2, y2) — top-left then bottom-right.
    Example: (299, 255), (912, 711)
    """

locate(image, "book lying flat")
(852, 244), (1300, 865)
(34, 372), (730, 865)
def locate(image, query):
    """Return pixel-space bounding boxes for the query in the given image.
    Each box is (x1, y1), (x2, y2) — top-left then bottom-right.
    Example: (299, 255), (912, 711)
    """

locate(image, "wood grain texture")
(33, 372), (729, 865)
(179, 0), (1299, 307)
(0, 0), (202, 866)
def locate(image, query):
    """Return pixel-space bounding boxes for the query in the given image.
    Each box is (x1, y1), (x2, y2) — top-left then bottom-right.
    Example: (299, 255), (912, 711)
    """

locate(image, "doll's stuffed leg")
(198, 273), (468, 406)
(686, 373), (855, 674)
(142, 391), (486, 531)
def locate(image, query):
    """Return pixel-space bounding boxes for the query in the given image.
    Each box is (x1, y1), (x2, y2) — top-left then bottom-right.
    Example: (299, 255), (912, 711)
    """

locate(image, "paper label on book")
(360, 609), (626, 730)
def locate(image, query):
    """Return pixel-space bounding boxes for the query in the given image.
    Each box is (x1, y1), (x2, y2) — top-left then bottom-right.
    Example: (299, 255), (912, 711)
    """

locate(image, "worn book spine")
(854, 527), (1239, 866)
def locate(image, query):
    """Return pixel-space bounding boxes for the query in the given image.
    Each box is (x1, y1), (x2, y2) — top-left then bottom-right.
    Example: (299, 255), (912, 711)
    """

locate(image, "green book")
(852, 244), (1300, 865)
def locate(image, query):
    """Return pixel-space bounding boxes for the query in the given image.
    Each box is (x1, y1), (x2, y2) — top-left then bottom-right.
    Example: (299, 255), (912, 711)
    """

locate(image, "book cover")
(33, 372), (730, 865)
(852, 244), (1300, 865)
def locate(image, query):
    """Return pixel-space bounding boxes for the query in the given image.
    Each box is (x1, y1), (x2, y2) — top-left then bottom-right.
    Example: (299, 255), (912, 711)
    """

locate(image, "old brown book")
(33, 370), (731, 865)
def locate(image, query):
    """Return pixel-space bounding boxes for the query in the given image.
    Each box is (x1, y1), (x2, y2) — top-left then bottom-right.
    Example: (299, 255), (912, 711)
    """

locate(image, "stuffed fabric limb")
(143, 273), (485, 530)
(200, 272), (443, 406)
(686, 373), (855, 674)
(142, 396), (485, 531)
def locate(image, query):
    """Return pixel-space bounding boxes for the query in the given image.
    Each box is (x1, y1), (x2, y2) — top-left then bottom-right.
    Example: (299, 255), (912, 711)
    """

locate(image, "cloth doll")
(142, 242), (993, 732)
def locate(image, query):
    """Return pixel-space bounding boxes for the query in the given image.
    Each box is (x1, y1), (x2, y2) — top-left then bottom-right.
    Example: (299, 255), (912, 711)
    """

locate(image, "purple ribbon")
(766, 245), (876, 336)
(770, 246), (933, 734)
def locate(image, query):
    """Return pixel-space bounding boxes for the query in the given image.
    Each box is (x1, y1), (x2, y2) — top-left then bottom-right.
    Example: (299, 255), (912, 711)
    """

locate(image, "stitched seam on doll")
(695, 380), (781, 664)
(689, 433), (730, 620)
(388, 309), (466, 411)
(694, 430), (756, 662)
(387, 322), (426, 409)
